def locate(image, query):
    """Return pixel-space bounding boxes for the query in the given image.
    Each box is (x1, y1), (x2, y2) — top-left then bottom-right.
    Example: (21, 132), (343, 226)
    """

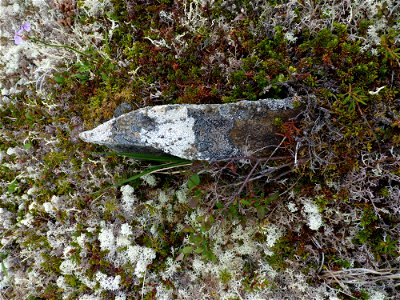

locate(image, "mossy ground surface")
(1, 0), (400, 299)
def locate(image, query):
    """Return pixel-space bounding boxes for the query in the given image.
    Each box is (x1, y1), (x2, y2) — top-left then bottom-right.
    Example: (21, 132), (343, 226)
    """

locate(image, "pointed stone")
(79, 98), (300, 161)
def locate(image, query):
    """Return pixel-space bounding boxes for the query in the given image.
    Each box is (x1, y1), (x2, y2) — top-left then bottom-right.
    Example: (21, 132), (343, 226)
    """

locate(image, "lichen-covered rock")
(79, 98), (301, 161)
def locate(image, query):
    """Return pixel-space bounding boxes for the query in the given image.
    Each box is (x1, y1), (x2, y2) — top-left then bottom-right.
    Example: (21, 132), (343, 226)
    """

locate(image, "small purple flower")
(14, 22), (31, 45)
(21, 22), (31, 32)
(14, 32), (23, 45)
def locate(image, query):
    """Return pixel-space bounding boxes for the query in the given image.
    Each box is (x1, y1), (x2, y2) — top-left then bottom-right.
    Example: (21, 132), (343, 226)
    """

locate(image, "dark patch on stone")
(113, 102), (133, 118)
(111, 109), (158, 152)
(189, 108), (237, 160)
(229, 109), (298, 157)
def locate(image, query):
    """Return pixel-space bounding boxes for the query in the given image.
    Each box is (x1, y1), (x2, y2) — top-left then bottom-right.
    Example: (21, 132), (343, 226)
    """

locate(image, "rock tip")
(79, 120), (114, 145)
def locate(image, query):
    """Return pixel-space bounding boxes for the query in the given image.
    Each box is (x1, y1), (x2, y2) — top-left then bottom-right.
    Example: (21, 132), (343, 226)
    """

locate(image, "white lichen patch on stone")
(258, 98), (295, 110)
(139, 106), (196, 159)
(79, 119), (115, 146)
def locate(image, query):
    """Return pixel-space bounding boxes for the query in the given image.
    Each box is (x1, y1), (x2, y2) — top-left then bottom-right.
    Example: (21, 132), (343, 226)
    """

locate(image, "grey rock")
(113, 102), (133, 118)
(79, 98), (301, 161)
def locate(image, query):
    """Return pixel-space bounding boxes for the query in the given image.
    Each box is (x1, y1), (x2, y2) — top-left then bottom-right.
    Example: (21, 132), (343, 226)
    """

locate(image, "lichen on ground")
(1, 0), (400, 299)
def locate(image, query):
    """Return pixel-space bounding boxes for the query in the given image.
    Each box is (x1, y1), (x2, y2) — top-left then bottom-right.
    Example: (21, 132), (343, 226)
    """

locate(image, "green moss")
(40, 253), (61, 274)
(219, 268), (232, 285)
(21, 233), (50, 250)
(265, 234), (299, 271)
(354, 207), (399, 261)
(64, 274), (82, 288)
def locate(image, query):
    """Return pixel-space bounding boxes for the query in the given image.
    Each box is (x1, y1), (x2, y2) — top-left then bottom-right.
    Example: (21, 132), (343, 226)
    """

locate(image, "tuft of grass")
(104, 152), (192, 186)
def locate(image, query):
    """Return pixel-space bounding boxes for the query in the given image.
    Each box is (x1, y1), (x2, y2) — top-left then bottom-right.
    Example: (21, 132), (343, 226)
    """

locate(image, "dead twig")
(227, 137), (287, 206)
(321, 268), (400, 286)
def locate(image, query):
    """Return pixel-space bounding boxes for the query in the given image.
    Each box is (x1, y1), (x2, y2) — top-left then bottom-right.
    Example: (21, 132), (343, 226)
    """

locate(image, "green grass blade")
(116, 161), (192, 186)
(98, 151), (191, 163)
